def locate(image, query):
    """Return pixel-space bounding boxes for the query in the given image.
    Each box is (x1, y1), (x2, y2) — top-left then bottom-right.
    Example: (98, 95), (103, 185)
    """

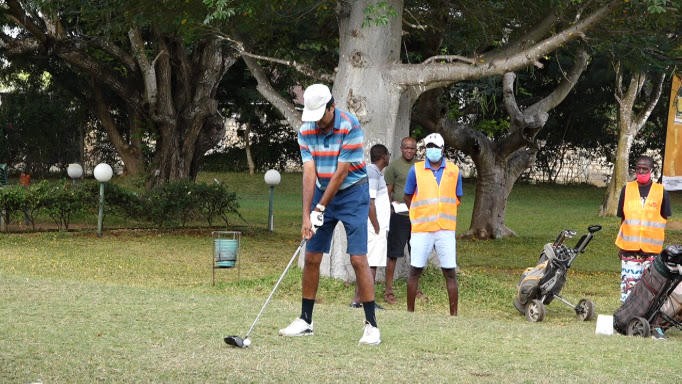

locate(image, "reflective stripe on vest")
(615, 181), (666, 253)
(409, 161), (459, 232)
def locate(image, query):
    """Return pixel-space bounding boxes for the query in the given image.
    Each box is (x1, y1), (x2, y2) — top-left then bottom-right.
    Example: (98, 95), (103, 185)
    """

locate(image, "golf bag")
(658, 283), (682, 331)
(613, 245), (682, 335)
(517, 243), (572, 307)
(514, 225), (601, 323)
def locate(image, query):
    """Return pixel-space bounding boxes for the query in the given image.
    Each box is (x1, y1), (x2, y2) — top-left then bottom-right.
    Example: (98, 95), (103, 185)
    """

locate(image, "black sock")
(301, 298), (315, 324)
(362, 301), (377, 327)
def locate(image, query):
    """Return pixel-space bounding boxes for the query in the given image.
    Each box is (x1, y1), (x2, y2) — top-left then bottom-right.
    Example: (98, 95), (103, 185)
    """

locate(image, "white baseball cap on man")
(423, 133), (444, 148)
(302, 84), (333, 122)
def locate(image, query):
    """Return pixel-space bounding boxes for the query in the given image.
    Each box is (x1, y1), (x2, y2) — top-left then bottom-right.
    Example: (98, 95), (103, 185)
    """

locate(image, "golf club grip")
(245, 239), (306, 338)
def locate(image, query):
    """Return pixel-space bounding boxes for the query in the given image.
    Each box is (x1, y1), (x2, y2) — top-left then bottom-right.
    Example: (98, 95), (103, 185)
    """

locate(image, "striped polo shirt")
(298, 107), (367, 190)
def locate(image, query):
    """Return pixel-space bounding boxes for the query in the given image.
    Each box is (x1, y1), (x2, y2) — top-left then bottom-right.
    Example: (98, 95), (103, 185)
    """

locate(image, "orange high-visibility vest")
(615, 181), (667, 253)
(409, 161), (459, 232)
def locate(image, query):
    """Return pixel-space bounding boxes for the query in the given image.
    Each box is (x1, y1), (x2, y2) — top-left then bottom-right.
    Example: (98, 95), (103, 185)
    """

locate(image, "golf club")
(224, 238), (307, 348)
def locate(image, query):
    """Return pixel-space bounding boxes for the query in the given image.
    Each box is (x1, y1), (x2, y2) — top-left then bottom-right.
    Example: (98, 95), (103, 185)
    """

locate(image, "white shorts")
(366, 228), (388, 267)
(409, 230), (457, 269)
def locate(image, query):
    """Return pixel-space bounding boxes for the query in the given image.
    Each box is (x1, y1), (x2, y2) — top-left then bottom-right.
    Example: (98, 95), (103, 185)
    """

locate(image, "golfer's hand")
(310, 211), (324, 233)
(301, 217), (313, 240)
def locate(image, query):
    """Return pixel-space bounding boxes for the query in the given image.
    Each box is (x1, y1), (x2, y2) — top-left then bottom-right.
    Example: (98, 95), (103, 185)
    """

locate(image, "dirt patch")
(667, 220), (682, 231)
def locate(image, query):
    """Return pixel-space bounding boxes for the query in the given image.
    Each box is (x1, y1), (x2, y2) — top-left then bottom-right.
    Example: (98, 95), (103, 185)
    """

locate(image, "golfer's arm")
(302, 161), (317, 216)
(317, 162), (351, 208)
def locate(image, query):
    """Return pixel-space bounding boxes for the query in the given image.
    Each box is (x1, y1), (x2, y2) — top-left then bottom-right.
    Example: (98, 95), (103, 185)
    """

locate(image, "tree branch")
(502, 72), (524, 127)
(403, 8), (427, 31)
(214, 32), (335, 83)
(228, 29), (302, 129)
(525, 50), (589, 114)
(483, 6), (562, 64)
(129, 27), (159, 111)
(58, 50), (134, 103)
(91, 38), (137, 71)
(386, 0), (617, 89)
(633, 72), (666, 130)
(5, 0), (48, 43)
(0, 34), (43, 55)
(422, 55), (476, 65)
(411, 88), (446, 132)
(242, 54), (302, 130)
(498, 51), (588, 159)
(613, 60), (623, 104)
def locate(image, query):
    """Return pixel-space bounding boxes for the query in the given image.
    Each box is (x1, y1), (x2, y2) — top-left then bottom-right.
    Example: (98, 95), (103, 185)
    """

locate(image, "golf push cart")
(514, 225), (602, 323)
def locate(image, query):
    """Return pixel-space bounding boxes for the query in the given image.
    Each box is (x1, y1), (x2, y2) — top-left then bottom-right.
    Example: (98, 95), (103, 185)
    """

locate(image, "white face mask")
(426, 148), (442, 163)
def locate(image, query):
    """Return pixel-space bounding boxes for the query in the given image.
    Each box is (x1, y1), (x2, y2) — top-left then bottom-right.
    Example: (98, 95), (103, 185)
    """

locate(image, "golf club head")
(224, 335), (245, 348)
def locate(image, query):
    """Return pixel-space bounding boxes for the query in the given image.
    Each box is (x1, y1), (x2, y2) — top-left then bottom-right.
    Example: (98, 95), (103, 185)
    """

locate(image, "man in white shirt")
(351, 144), (391, 307)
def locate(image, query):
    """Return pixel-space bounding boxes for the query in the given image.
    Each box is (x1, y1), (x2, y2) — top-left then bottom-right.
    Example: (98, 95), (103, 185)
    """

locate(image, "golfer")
(278, 84), (381, 345)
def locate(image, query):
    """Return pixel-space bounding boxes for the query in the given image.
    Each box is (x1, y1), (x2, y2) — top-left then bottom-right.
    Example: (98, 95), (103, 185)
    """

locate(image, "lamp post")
(67, 163), (83, 185)
(94, 163), (113, 236)
(264, 169), (281, 231)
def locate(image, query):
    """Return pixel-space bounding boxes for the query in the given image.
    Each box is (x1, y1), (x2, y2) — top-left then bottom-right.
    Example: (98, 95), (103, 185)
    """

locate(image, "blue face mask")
(426, 148), (443, 163)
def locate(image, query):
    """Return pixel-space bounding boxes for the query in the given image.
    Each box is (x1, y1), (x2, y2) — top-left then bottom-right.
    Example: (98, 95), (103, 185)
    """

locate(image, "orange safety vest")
(615, 181), (667, 254)
(409, 161), (459, 232)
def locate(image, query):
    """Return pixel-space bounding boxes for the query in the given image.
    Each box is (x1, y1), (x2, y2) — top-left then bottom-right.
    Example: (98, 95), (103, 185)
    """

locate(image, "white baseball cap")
(301, 84), (333, 122)
(423, 133), (444, 148)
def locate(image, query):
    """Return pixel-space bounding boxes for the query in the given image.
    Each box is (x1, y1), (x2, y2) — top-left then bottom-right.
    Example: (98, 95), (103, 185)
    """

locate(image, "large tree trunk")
(334, 1), (409, 151)
(599, 65), (665, 216)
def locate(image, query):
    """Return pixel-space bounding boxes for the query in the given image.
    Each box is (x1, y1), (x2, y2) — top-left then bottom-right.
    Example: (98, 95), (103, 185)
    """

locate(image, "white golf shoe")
(358, 321), (381, 345)
(278, 318), (314, 337)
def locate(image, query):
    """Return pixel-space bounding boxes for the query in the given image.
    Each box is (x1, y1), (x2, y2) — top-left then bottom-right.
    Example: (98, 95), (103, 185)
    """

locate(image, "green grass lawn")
(2, 173), (682, 383)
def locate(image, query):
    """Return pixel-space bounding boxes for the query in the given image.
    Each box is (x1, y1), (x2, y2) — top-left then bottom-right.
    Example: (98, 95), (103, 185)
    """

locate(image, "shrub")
(2, 178), (243, 230)
(145, 180), (200, 228)
(80, 181), (145, 227)
(194, 181), (242, 227)
(0, 185), (27, 230)
(43, 181), (89, 231)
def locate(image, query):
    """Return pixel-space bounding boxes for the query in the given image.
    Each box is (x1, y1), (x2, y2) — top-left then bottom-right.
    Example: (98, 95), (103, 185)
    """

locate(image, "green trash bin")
(215, 238), (238, 268)
(212, 231), (241, 285)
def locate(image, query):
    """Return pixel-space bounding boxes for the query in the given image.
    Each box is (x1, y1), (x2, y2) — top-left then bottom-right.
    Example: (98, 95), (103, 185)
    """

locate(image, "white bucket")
(595, 314), (614, 336)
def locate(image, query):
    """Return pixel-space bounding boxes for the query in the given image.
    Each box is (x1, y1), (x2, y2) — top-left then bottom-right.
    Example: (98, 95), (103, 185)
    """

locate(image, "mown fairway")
(2, 173), (682, 383)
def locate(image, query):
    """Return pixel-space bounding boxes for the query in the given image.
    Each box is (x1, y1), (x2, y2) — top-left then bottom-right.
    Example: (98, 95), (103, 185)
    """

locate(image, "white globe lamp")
(67, 163), (83, 184)
(94, 163), (113, 236)
(94, 163), (113, 183)
(264, 170), (281, 231)
(264, 169), (281, 186)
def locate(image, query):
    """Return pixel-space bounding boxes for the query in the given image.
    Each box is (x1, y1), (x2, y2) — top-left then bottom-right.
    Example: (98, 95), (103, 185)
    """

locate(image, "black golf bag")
(613, 244), (682, 336)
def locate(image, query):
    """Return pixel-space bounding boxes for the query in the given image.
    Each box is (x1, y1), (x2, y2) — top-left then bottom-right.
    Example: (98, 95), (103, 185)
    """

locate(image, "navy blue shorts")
(307, 181), (369, 255)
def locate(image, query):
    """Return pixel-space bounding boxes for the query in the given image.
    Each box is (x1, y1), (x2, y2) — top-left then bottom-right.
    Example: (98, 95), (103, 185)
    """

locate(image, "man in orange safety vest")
(404, 133), (463, 316)
(615, 155), (671, 339)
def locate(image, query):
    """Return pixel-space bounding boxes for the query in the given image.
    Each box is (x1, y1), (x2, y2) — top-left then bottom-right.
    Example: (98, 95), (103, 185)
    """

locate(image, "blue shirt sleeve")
(404, 166), (417, 195)
(456, 172), (463, 197)
(298, 125), (313, 163)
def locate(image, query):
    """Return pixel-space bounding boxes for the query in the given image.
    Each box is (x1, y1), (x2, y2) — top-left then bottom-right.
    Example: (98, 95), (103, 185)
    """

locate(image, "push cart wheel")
(626, 317), (651, 337)
(525, 299), (546, 323)
(513, 298), (526, 315)
(575, 299), (596, 321)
